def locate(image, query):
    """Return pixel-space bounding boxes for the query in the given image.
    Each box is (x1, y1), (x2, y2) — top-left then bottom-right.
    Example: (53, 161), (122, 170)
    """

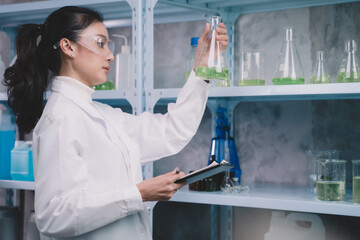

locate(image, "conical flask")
(310, 51), (331, 84)
(337, 40), (360, 83)
(272, 27), (305, 85)
(195, 16), (230, 87)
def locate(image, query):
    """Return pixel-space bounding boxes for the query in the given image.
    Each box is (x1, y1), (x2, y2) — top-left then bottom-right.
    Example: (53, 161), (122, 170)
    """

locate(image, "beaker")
(352, 160), (360, 203)
(316, 159), (346, 201)
(310, 51), (331, 84)
(239, 51), (266, 86)
(337, 40), (360, 83)
(195, 16), (230, 87)
(305, 150), (339, 194)
(272, 27), (305, 85)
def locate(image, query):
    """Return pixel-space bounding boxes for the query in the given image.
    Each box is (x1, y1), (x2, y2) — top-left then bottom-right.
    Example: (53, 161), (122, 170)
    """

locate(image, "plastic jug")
(11, 141), (34, 181)
(0, 104), (16, 180)
(264, 211), (325, 240)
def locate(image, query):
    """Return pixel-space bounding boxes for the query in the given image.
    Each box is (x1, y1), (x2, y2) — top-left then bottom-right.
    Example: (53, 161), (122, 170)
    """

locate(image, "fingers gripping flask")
(337, 40), (360, 83)
(195, 16), (230, 87)
(272, 27), (305, 85)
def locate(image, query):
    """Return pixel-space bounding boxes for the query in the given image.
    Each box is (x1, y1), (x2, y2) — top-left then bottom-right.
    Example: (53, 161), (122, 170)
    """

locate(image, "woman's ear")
(59, 38), (76, 58)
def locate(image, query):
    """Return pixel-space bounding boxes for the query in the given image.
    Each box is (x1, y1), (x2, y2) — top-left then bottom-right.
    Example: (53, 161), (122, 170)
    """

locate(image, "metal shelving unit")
(1, 1), (360, 238)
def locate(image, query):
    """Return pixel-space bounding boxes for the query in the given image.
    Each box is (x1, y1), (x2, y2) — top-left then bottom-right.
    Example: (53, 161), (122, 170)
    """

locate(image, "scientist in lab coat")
(4, 6), (228, 240)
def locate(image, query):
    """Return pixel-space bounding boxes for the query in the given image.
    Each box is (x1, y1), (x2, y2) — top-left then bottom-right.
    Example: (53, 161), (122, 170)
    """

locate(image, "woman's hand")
(136, 168), (186, 202)
(194, 22), (229, 70)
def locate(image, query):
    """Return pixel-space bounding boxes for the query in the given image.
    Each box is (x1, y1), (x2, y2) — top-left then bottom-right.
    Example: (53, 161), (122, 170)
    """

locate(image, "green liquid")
(195, 66), (230, 81)
(336, 72), (360, 83)
(316, 181), (345, 201)
(185, 71), (191, 82)
(353, 176), (360, 203)
(310, 75), (331, 84)
(240, 79), (266, 86)
(94, 81), (115, 90)
(272, 77), (305, 85)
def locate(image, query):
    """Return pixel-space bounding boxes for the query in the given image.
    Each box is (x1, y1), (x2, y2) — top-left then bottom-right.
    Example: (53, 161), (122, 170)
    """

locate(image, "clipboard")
(174, 161), (234, 184)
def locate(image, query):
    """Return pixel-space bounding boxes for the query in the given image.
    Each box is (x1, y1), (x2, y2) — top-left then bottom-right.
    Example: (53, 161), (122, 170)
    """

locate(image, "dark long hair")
(3, 6), (103, 133)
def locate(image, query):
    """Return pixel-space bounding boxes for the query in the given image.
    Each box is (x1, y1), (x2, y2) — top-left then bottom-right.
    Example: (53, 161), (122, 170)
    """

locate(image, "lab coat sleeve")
(32, 110), (144, 238)
(121, 70), (211, 163)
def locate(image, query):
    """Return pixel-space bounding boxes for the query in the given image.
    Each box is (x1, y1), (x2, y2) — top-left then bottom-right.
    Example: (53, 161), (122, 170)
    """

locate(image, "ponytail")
(4, 24), (48, 134)
(3, 6), (103, 134)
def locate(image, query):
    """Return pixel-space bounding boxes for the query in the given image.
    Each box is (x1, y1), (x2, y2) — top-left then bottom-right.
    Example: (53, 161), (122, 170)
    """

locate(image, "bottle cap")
(191, 37), (199, 46)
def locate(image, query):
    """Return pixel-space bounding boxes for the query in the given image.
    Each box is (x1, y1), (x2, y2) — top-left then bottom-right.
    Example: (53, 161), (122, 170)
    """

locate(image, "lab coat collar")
(52, 76), (94, 104)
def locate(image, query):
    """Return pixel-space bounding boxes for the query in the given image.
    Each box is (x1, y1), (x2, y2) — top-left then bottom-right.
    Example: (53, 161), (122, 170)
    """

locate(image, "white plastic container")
(113, 34), (132, 90)
(264, 211), (325, 240)
(11, 141), (34, 181)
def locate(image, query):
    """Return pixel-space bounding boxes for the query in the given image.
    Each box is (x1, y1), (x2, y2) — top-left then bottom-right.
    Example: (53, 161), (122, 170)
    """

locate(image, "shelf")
(0, 180), (34, 190)
(0, 0), (132, 28)
(170, 184), (360, 217)
(153, 82), (360, 106)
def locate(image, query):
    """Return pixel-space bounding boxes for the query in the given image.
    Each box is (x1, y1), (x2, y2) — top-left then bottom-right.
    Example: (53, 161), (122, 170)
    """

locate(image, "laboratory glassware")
(209, 107), (242, 185)
(239, 50), (266, 86)
(195, 16), (230, 87)
(272, 27), (305, 85)
(0, 104), (15, 180)
(316, 159), (346, 201)
(352, 160), (360, 203)
(310, 51), (331, 84)
(337, 40), (360, 83)
(185, 37), (199, 81)
(305, 150), (339, 194)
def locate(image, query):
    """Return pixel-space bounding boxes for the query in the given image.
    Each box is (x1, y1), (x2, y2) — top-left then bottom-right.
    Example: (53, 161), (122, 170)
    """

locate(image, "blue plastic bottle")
(0, 104), (16, 180)
(11, 141), (34, 181)
(208, 107), (242, 184)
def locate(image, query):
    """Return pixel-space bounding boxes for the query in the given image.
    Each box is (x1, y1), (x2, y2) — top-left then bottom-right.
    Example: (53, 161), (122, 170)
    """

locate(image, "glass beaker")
(310, 51), (331, 84)
(272, 27), (305, 85)
(305, 150), (339, 194)
(352, 160), (360, 203)
(195, 16), (230, 87)
(316, 159), (346, 201)
(337, 40), (360, 83)
(239, 51), (266, 86)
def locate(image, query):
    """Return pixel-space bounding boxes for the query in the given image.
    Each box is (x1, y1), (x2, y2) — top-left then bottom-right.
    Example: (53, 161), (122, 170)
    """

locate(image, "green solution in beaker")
(316, 180), (345, 201)
(195, 66), (230, 81)
(272, 77), (305, 85)
(336, 72), (360, 83)
(353, 176), (360, 203)
(240, 79), (266, 86)
(94, 81), (115, 90)
(310, 75), (331, 84)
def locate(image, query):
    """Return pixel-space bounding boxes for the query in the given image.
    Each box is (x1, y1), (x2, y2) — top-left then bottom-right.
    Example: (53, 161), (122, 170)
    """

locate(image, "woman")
(4, 6), (228, 240)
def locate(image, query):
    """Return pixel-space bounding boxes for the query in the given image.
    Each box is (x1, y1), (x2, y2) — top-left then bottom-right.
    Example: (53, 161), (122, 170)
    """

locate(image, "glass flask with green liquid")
(310, 51), (331, 84)
(195, 16), (230, 87)
(239, 51), (266, 86)
(93, 79), (115, 90)
(337, 40), (360, 83)
(272, 27), (305, 85)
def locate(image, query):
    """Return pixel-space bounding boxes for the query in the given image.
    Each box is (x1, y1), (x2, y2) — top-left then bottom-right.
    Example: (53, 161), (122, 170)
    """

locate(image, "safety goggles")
(77, 35), (114, 57)
(53, 35), (114, 58)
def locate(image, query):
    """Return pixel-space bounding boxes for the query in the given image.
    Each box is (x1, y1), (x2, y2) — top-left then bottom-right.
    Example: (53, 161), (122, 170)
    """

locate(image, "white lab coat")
(32, 71), (211, 240)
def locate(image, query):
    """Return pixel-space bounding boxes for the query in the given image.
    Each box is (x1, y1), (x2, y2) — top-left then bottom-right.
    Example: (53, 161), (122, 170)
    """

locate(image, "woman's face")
(72, 21), (114, 87)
